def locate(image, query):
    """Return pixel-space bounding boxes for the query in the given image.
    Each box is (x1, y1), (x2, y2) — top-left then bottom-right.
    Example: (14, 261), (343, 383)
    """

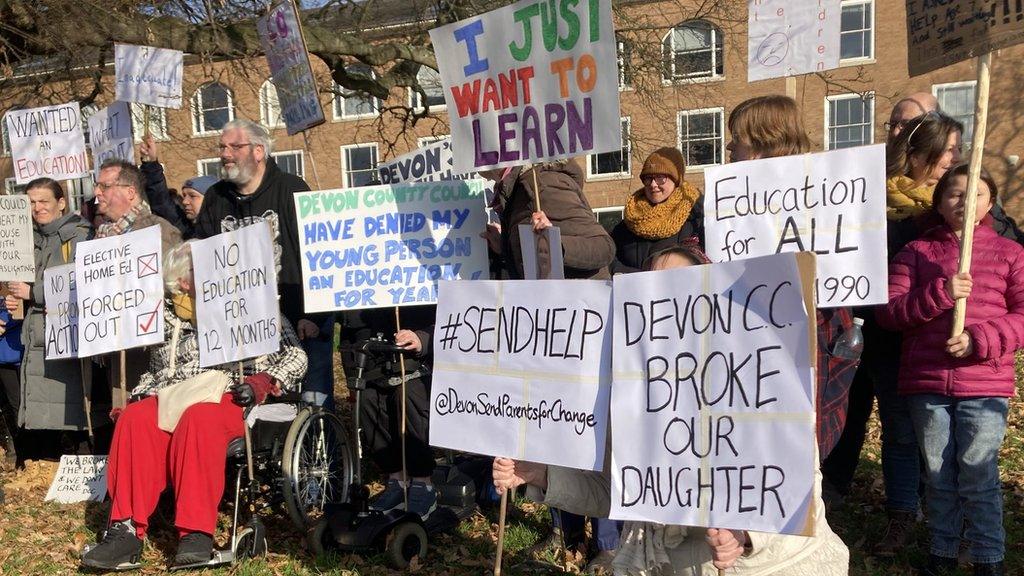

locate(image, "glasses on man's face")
(217, 142), (254, 153)
(883, 120), (909, 133)
(641, 174), (671, 185)
(95, 182), (129, 192)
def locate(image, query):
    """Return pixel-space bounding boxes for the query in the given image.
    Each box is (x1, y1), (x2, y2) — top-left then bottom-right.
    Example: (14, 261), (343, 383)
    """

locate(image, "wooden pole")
(494, 489), (508, 576)
(951, 52), (992, 336)
(302, 131), (323, 189)
(79, 359), (95, 446)
(530, 166), (541, 213)
(785, 76), (796, 99)
(117, 350), (127, 409)
(394, 307), (408, 511)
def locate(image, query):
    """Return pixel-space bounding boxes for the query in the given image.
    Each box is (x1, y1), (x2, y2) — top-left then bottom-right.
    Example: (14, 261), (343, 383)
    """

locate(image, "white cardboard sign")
(45, 455), (108, 504)
(747, 0), (842, 82)
(87, 101), (135, 179)
(430, 279), (613, 471)
(44, 263), (79, 360)
(257, 0), (326, 134)
(114, 44), (184, 109)
(0, 195), (35, 281)
(4, 103), (90, 185)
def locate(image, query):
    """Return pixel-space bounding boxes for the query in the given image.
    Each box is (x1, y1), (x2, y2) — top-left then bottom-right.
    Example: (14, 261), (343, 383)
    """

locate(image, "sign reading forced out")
(907, 0), (1024, 76)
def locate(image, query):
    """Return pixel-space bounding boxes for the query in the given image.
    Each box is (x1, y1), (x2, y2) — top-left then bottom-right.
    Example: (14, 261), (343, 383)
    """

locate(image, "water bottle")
(832, 317), (864, 360)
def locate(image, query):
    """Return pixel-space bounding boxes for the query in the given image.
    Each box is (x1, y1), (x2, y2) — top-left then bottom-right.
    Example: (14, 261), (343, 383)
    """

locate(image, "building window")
(840, 0), (874, 61)
(272, 150), (304, 179)
(131, 103), (168, 142)
(417, 135), (448, 147)
(191, 82), (234, 135)
(2, 111), (13, 156)
(80, 104), (98, 146)
(588, 118), (631, 179)
(826, 93), (874, 149)
(618, 39), (633, 89)
(66, 177), (94, 213)
(341, 143), (379, 187)
(677, 108), (724, 169)
(594, 206), (624, 232)
(4, 178), (26, 195)
(333, 64), (381, 120)
(934, 81), (977, 147)
(260, 80), (284, 128)
(197, 158), (221, 178)
(662, 20), (724, 82)
(410, 67), (446, 111)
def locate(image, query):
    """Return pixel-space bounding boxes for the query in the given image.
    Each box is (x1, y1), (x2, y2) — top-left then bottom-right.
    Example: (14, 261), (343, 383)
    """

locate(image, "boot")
(80, 520), (144, 571)
(974, 561), (1004, 576)
(873, 509), (917, 557)
(920, 554), (957, 576)
(172, 532), (213, 567)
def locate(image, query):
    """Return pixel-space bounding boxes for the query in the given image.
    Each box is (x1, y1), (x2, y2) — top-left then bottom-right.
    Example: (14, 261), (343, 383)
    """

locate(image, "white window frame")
(197, 158), (221, 178)
(260, 80), (285, 129)
(677, 107), (726, 171)
(131, 103), (169, 142)
(593, 205), (624, 227)
(271, 149), (305, 179)
(933, 80), (978, 148)
(333, 65), (382, 121)
(617, 39), (633, 90)
(340, 142), (380, 188)
(80, 104), (99, 147)
(4, 177), (26, 195)
(587, 117), (631, 181)
(839, 0), (875, 65)
(65, 177), (94, 214)
(191, 82), (235, 136)
(661, 20), (725, 85)
(408, 67), (447, 112)
(824, 92), (875, 150)
(1, 110), (14, 156)
(417, 135), (449, 149)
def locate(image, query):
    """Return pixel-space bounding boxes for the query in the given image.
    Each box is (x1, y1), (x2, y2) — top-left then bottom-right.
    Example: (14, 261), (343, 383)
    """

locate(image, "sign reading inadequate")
(44, 263), (79, 360)
(76, 226), (165, 357)
(45, 455), (108, 504)
(114, 44), (184, 108)
(907, 0), (1024, 76)
(0, 195), (35, 281)
(610, 253), (817, 535)
(294, 181), (490, 312)
(430, 279), (612, 471)
(192, 224), (280, 367)
(702, 144), (887, 307)
(748, 0), (842, 81)
(258, 0), (326, 134)
(87, 101), (135, 179)
(4, 103), (90, 185)
(429, 0), (621, 174)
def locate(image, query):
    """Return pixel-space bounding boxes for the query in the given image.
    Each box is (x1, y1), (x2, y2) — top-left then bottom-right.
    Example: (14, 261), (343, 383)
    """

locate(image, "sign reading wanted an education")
(44, 263), (79, 360)
(430, 279), (612, 471)
(703, 144), (887, 307)
(907, 0), (1024, 76)
(610, 253), (817, 536)
(75, 226), (165, 357)
(0, 195), (35, 281)
(4, 103), (90, 185)
(192, 223), (280, 367)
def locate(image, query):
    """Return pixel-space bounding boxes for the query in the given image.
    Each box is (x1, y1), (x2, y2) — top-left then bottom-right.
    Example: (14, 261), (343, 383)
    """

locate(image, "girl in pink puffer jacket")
(878, 163), (1024, 576)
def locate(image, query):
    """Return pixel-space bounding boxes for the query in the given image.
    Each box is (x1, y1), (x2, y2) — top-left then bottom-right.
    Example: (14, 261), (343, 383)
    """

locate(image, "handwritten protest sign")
(703, 144), (886, 307)
(748, 0), (841, 81)
(907, 1), (1024, 76)
(44, 264), (79, 360)
(45, 455), (108, 504)
(294, 180), (490, 312)
(4, 103), (89, 185)
(0, 195), (35, 281)
(87, 101), (135, 179)
(430, 279), (612, 470)
(114, 44), (184, 109)
(76, 226), (165, 357)
(192, 224), (280, 367)
(610, 253), (817, 535)
(429, 0), (621, 174)
(258, 0), (326, 134)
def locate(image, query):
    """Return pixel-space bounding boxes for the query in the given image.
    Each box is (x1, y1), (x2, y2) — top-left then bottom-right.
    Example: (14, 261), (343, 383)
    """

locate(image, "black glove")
(231, 373), (275, 407)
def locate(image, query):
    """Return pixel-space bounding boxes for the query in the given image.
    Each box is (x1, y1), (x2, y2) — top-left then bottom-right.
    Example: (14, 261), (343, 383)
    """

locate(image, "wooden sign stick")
(118, 350), (127, 409)
(395, 307), (409, 511)
(79, 359), (95, 446)
(494, 489), (508, 576)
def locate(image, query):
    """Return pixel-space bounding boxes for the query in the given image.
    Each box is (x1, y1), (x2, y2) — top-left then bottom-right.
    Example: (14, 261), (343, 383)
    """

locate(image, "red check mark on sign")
(136, 306), (160, 337)
(137, 253), (158, 278)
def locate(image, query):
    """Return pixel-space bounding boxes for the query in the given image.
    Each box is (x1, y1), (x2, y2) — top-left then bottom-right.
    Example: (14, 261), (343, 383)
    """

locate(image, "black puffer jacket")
(608, 199), (704, 275)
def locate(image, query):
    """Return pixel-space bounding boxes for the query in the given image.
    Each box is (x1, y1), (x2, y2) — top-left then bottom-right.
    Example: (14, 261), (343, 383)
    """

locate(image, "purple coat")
(877, 223), (1024, 398)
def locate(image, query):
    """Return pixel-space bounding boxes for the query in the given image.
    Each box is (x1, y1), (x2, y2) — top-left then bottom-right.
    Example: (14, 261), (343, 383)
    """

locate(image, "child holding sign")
(879, 164), (1024, 576)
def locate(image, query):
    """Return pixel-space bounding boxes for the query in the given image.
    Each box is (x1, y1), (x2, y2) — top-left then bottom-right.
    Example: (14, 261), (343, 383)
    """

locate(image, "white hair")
(222, 118), (274, 156)
(163, 241), (195, 295)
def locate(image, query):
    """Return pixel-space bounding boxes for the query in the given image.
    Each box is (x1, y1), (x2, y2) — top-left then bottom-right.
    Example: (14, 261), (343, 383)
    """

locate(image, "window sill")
(192, 131), (221, 139)
(587, 172), (633, 182)
(839, 57), (876, 68)
(685, 164), (719, 173)
(662, 75), (725, 87)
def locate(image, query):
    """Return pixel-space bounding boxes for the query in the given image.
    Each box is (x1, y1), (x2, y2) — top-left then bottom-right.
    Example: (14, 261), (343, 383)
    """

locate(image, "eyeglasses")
(883, 119), (909, 133)
(641, 174), (671, 185)
(95, 182), (130, 192)
(217, 143), (255, 153)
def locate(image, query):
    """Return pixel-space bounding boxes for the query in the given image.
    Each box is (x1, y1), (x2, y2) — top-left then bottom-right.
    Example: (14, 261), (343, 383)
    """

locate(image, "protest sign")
(428, 0), (621, 174)
(192, 223), (280, 367)
(87, 101), (135, 179)
(4, 103), (89, 185)
(44, 264), (79, 360)
(907, 1), (1024, 76)
(45, 455), (108, 504)
(258, 0), (326, 134)
(702, 144), (887, 307)
(0, 195), (35, 281)
(610, 252), (817, 535)
(294, 180), (490, 312)
(75, 226), (165, 357)
(114, 44), (184, 109)
(748, 0), (841, 82)
(430, 279), (612, 471)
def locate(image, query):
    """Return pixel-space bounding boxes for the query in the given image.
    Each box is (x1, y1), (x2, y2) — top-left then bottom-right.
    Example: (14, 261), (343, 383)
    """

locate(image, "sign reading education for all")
(610, 253), (817, 536)
(295, 181), (490, 312)
(87, 101), (135, 179)
(702, 144), (887, 307)
(0, 195), (35, 281)
(430, 279), (612, 471)
(44, 264), (79, 360)
(747, 0), (842, 82)
(192, 223), (280, 367)
(906, 0), (1024, 76)
(4, 103), (90, 185)
(429, 0), (621, 174)
(258, 0), (326, 134)
(75, 226), (165, 357)
(114, 44), (184, 109)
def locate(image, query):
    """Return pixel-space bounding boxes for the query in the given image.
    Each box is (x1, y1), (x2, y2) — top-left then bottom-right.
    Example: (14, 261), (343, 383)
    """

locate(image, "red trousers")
(108, 393), (243, 538)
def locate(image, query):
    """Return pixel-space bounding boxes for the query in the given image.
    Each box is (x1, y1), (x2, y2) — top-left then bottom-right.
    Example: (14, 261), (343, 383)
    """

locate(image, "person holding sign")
(138, 135), (190, 237)
(878, 165), (1023, 576)
(82, 241), (307, 571)
(0, 300), (23, 466)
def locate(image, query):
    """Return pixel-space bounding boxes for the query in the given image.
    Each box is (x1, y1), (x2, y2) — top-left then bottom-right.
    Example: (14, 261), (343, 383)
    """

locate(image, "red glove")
(232, 372), (276, 407)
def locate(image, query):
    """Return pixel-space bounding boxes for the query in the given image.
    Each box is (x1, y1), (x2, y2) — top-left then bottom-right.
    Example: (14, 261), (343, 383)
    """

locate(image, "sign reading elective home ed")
(294, 181), (490, 312)
(114, 44), (184, 109)
(428, 0), (621, 174)
(747, 0), (842, 82)
(4, 103), (90, 185)
(0, 195), (35, 281)
(258, 0), (326, 134)
(87, 101), (135, 179)
(702, 144), (887, 307)
(906, 0), (1024, 76)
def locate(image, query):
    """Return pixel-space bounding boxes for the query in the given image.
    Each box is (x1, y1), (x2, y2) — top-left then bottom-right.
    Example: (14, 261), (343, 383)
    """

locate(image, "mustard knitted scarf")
(887, 175), (934, 221)
(623, 182), (701, 240)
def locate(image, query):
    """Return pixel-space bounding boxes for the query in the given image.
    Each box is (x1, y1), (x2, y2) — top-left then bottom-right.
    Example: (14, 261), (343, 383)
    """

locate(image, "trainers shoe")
(172, 532), (214, 567)
(370, 479), (406, 512)
(585, 549), (617, 575)
(873, 509), (917, 558)
(81, 520), (143, 571)
(406, 481), (437, 519)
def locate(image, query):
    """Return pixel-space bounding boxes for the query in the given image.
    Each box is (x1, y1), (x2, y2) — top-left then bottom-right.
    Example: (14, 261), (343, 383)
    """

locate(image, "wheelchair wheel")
(281, 407), (354, 528)
(385, 521), (427, 569)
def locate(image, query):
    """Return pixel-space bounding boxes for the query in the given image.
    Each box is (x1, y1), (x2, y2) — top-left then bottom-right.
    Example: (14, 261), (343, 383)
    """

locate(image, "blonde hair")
(728, 95), (811, 159)
(163, 241), (195, 295)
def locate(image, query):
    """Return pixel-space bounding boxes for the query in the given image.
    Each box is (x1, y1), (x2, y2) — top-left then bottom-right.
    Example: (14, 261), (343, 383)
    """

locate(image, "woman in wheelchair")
(82, 241), (308, 571)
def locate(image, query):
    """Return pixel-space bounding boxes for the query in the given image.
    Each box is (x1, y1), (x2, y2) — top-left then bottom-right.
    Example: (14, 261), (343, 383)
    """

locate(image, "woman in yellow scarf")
(885, 113), (963, 221)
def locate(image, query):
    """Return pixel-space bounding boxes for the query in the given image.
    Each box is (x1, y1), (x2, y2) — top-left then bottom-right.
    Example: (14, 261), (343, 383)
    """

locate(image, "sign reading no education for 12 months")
(0, 195), (35, 281)
(44, 263), (79, 360)
(192, 223), (280, 367)
(75, 226), (165, 357)
(702, 144), (887, 308)
(294, 180), (490, 312)
(429, 0), (621, 174)
(429, 279), (612, 471)
(4, 103), (89, 185)
(611, 253), (817, 536)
